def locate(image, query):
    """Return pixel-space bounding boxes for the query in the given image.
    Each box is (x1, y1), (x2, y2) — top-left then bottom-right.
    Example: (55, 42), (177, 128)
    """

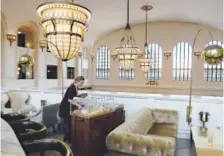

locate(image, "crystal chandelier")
(37, 0), (91, 61)
(139, 5), (153, 73)
(139, 58), (152, 72)
(115, 0), (142, 70)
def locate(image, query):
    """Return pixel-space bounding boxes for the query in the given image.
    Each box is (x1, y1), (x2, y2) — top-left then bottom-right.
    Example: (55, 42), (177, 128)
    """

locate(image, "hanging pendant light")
(139, 58), (152, 72)
(19, 48), (34, 67)
(139, 5), (153, 73)
(202, 44), (223, 64)
(37, 0), (91, 61)
(115, 0), (142, 70)
(19, 54), (34, 67)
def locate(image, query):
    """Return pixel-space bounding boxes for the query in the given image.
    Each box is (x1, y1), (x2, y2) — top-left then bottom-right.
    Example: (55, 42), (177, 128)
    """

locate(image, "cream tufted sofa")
(3, 91), (36, 115)
(105, 108), (178, 156)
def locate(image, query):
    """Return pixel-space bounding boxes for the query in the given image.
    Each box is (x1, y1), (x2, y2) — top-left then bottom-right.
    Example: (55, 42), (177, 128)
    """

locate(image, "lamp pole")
(187, 28), (214, 125)
(40, 40), (69, 97)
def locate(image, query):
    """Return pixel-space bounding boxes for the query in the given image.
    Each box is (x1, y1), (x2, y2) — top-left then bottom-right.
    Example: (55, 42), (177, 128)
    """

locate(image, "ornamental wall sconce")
(194, 51), (201, 59)
(39, 41), (47, 52)
(6, 34), (16, 46)
(145, 80), (159, 86)
(164, 52), (171, 60)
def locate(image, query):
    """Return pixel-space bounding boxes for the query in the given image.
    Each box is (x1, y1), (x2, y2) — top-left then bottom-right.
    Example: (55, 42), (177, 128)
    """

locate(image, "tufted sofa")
(105, 108), (178, 156)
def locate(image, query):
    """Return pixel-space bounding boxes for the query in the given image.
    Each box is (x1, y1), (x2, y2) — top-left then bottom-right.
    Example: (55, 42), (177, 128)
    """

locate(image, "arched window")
(119, 68), (134, 80)
(204, 40), (223, 81)
(96, 46), (110, 79)
(173, 42), (192, 81)
(145, 43), (162, 80)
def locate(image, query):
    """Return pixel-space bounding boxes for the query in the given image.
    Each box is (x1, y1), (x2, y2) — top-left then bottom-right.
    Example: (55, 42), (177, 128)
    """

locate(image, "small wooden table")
(191, 126), (223, 156)
(71, 106), (125, 156)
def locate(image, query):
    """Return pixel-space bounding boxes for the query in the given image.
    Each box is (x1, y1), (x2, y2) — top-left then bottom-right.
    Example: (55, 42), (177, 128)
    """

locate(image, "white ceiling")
(2, 0), (223, 45)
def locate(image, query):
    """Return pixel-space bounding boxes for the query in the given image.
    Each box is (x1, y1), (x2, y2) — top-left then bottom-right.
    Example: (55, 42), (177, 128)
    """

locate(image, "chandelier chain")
(145, 9), (148, 45)
(125, 0), (131, 29)
(127, 0), (129, 24)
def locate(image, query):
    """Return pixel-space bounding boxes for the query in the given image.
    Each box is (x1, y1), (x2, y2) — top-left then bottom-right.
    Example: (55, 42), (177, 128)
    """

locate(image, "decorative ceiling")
(2, 0), (223, 46)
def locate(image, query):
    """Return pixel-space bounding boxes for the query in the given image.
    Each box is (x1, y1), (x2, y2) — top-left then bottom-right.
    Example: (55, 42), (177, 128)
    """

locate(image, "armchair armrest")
(106, 132), (175, 156)
(20, 104), (36, 115)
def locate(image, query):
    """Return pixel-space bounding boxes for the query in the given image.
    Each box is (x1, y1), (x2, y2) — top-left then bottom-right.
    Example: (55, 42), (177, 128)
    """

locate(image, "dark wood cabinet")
(71, 107), (125, 156)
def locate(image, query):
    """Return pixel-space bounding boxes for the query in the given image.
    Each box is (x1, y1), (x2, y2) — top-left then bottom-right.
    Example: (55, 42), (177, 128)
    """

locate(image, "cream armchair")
(106, 108), (178, 156)
(7, 91), (36, 115)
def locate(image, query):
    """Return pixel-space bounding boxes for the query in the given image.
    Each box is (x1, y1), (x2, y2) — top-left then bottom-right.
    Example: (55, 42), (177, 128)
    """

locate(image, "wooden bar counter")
(71, 105), (125, 156)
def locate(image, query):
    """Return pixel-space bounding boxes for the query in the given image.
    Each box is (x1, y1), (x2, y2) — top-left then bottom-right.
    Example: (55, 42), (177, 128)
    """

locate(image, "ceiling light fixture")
(37, 0), (91, 61)
(37, 0), (91, 96)
(115, 0), (142, 70)
(139, 5), (153, 73)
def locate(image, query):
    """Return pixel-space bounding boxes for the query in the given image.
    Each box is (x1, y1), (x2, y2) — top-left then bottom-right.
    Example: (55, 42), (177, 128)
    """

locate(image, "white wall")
(2, 89), (223, 139)
(1, 11), (87, 90)
(90, 21), (223, 96)
(1, 8), (222, 96)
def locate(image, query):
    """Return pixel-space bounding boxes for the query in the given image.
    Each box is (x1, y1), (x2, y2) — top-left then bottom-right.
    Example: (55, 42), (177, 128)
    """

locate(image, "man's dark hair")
(75, 76), (85, 82)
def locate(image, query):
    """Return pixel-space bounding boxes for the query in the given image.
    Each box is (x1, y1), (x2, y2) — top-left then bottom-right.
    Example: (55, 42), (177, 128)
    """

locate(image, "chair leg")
(56, 123), (61, 132)
(52, 126), (56, 133)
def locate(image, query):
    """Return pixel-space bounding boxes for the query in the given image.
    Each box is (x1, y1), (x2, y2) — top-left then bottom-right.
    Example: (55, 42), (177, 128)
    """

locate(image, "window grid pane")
(172, 42), (192, 81)
(119, 69), (134, 80)
(204, 40), (224, 81)
(67, 67), (75, 79)
(96, 46), (110, 79)
(145, 44), (162, 80)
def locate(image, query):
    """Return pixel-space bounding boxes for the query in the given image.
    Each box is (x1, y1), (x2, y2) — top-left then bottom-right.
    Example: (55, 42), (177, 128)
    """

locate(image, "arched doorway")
(16, 22), (39, 87)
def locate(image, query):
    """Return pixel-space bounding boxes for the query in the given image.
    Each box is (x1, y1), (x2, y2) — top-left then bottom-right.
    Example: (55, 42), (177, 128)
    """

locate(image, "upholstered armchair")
(22, 139), (73, 156)
(1, 113), (28, 123)
(9, 120), (48, 142)
(7, 91), (37, 115)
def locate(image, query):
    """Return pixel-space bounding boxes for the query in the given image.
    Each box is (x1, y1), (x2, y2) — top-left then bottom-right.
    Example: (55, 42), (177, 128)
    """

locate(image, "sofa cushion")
(114, 108), (155, 135)
(152, 109), (178, 124)
(149, 123), (177, 138)
(106, 132), (175, 156)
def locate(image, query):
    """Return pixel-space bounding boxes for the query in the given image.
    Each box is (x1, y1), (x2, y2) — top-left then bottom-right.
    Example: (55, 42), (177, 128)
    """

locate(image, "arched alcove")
(16, 21), (40, 81)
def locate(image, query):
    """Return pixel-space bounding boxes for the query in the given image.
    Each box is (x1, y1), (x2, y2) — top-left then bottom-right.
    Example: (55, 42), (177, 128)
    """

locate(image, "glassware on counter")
(68, 97), (123, 118)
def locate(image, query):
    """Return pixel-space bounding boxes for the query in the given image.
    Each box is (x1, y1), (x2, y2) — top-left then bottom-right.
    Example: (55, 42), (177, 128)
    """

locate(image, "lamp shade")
(37, 1), (91, 61)
(117, 47), (140, 70)
(202, 44), (223, 64)
(19, 54), (34, 67)
(139, 58), (152, 72)
(116, 46), (141, 70)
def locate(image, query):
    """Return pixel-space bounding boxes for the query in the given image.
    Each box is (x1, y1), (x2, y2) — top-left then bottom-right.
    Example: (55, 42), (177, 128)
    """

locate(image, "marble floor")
(48, 131), (196, 156)
(175, 139), (196, 156)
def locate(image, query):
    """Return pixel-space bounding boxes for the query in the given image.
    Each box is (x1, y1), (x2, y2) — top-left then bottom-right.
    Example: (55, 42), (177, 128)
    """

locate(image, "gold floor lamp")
(186, 28), (223, 126)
